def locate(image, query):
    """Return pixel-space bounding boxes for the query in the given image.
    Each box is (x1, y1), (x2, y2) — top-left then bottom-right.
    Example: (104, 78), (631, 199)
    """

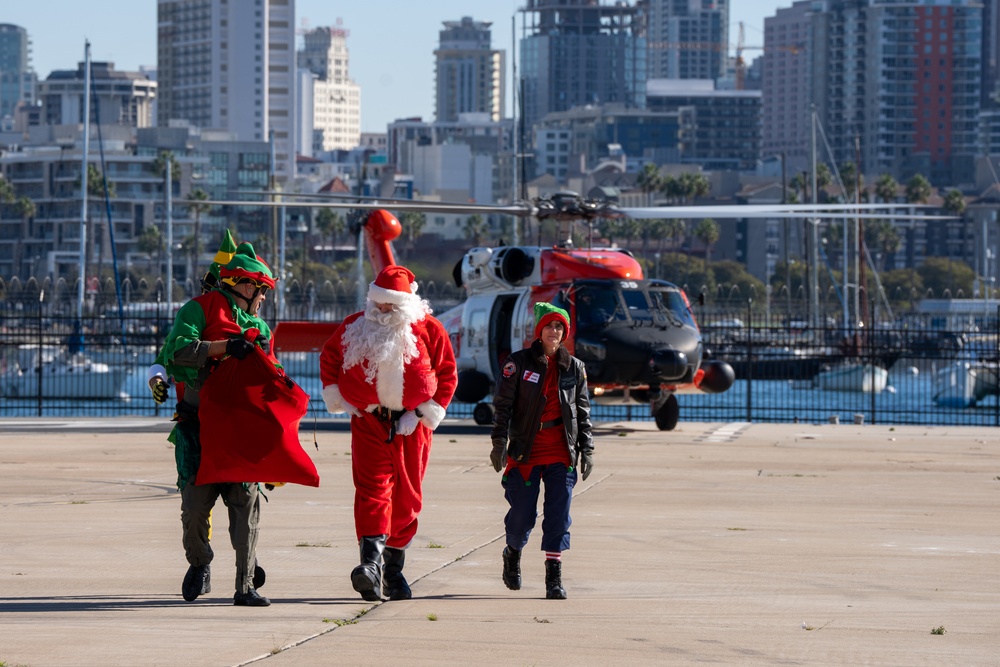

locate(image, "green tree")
(875, 173), (899, 203)
(917, 256), (975, 298)
(880, 268), (924, 311)
(905, 174), (932, 204)
(315, 208), (345, 247)
(863, 219), (901, 271)
(400, 211), (427, 260)
(463, 214), (487, 246)
(187, 188), (211, 279)
(151, 151), (182, 183)
(677, 172), (710, 203)
(137, 225), (164, 273)
(942, 189), (966, 217)
(13, 196), (36, 277)
(693, 218), (720, 268)
(711, 259), (766, 304)
(636, 163), (662, 206)
(87, 164), (116, 279)
(0, 174), (14, 204)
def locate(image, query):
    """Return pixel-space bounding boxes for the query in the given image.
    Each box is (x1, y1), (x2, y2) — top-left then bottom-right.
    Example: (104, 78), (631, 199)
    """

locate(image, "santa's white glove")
(396, 410), (420, 436)
(322, 384), (360, 417)
(416, 400), (447, 431)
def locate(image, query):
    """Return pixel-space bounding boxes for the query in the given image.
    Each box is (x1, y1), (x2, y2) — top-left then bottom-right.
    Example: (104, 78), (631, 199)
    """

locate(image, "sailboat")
(1, 42), (131, 402)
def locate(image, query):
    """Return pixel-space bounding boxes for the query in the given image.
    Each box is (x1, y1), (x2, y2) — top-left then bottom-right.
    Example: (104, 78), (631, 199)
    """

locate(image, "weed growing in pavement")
(324, 618), (358, 626)
(428, 542), (444, 548)
(427, 613), (438, 621)
(931, 626), (946, 635)
(295, 542), (331, 547)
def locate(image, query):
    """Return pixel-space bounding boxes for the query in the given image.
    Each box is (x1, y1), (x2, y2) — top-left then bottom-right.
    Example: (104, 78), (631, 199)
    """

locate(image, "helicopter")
(184, 191), (948, 430)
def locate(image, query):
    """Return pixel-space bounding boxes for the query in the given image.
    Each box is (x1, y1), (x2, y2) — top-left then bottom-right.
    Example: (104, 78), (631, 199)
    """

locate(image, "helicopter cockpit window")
(648, 288), (696, 328)
(575, 287), (625, 327)
(621, 289), (652, 322)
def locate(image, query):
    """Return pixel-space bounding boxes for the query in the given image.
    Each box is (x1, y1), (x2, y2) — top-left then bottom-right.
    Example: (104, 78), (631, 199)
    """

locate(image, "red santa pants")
(350, 411), (432, 548)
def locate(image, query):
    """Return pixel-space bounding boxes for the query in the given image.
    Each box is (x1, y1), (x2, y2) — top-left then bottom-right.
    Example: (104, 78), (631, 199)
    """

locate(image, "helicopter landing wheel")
(472, 402), (495, 426)
(654, 393), (679, 431)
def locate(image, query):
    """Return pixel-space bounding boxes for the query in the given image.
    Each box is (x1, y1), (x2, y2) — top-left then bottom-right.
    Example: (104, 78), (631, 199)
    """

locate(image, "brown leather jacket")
(491, 340), (593, 465)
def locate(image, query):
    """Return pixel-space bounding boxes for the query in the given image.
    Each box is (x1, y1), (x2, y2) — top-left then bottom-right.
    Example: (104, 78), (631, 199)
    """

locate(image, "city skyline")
(4, 0), (786, 133)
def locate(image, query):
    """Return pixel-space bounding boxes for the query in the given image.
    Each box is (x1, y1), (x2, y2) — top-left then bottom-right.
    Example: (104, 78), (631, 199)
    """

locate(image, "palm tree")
(187, 188), (211, 280)
(399, 211), (427, 260)
(678, 172), (710, 203)
(905, 174), (932, 204)
(874, 173), (898, 203)
(87, 164), (116, 280)
(942, 189), (966, 217)
(315, 208), (345, 251)
(664, 219), (686, 253)
(693, 218), (720, 269)
(636, 163), (662, 206)
(0, 174), (14, 204)
(13, 196), (36, 278)
(137, 225), (164, 274)
(463, 214), (488, 246)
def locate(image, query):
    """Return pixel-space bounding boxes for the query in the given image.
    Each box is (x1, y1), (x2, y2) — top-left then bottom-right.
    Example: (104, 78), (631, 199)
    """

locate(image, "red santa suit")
(319, 265), (457, 549)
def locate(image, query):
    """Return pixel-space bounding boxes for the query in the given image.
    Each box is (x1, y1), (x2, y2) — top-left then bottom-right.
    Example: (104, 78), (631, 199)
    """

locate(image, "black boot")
(544, 559), (567, 600)
(233, 588), (270, 607)
(351, 535), (386, 602)
(182, 563), (211, 602)
(382, 546), (412, 601)
(502, 546), (521, 591)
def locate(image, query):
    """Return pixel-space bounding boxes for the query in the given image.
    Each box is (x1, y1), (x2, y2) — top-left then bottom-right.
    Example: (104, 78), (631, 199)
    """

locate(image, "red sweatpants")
(350, 411), (432, 548)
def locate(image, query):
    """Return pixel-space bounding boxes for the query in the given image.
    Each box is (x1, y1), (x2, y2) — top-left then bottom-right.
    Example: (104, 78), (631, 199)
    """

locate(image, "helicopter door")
(489, 294), (520, 379)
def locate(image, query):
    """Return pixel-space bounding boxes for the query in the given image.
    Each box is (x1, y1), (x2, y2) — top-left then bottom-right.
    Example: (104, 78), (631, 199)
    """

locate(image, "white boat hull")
(816, 364), (888, 393)
(933, 361), (999, 408)
(1, 356), (130, 400)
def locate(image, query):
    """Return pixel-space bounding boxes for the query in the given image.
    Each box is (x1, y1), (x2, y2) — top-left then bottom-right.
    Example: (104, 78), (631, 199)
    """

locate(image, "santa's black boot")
(502, 546), (521, 591)
(382, 546), (412, 601)
(351, 535), (386, 601)
(544, 559), (567, 600)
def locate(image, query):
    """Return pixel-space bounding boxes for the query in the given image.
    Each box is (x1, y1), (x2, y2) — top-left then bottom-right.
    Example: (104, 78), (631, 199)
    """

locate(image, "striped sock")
(545, 551), (561, 562)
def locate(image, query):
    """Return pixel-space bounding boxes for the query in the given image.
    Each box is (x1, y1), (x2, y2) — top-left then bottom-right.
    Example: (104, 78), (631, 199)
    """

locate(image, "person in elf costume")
(490, 302), (594, 600)
(147, 230), (266, 596)
(319, 264), (457, 602)
(161, 241), (284, 607)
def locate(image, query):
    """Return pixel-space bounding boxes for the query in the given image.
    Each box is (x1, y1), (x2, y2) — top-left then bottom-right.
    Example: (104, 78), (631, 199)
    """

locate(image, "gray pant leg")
(181, 482), (219, 567)
(223, 483), (260, 594)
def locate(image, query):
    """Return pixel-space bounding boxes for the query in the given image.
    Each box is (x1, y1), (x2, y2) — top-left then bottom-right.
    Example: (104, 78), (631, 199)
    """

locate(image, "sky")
(5, 1), (787, 132)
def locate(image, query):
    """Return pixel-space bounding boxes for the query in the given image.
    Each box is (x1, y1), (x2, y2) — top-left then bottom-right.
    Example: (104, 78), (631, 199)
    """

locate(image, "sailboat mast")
(77, 41), (91, 323)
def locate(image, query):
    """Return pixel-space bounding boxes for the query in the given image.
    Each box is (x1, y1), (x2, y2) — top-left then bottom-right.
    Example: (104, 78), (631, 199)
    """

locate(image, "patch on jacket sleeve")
(502, 360), (517, 378)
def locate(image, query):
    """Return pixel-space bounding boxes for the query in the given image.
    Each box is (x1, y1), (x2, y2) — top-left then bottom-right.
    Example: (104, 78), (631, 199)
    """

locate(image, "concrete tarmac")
(0, 418), (997, 666)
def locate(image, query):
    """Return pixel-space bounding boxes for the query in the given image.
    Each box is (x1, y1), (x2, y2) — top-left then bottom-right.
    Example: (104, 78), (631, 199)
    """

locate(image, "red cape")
(196, 347), (319, 487)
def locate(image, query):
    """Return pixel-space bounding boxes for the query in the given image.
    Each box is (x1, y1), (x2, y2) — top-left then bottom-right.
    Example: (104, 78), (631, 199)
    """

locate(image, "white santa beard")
(341, 304), (421, 410)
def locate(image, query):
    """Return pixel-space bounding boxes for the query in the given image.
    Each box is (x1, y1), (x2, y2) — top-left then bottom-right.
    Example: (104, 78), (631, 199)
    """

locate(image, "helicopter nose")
(649, 349), (689, 380)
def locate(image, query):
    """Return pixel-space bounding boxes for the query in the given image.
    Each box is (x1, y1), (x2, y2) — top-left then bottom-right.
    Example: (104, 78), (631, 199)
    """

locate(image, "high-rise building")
(297, 26), (361, 152)
(39, 62), (156, 128)
(518, 0), (646, 130)
(434, 17), (505, 123)
(156, 0), (296, 180)
(0, 24), (36, 125)
(820, 0), (981, 184)
(646, 0), (730, 80)
(761, 1), (824, 175)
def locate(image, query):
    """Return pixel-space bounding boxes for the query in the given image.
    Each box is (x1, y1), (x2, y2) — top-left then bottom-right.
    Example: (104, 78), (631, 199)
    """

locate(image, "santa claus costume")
(320, 265), (457, 601)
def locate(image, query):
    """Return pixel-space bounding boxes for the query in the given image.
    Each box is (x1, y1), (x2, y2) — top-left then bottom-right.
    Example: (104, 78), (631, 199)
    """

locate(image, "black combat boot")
(544, 559), (567, 600)
(351, 535), (387, 602)
(233, 588), (270, 607)
(182, 563), (211, 602)
(502, 546), (521, 591)
(382, 546), (412, 601)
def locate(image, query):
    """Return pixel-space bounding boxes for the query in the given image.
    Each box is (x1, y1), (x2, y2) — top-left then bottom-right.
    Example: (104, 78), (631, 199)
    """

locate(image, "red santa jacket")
(319, 311), (457, 429)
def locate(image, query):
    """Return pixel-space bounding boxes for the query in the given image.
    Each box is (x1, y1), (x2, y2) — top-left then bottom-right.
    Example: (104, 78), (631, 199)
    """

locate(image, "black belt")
(372, 406), (407, 442)
(372, 406), (406, 423)
(540, 417), (563, 430)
